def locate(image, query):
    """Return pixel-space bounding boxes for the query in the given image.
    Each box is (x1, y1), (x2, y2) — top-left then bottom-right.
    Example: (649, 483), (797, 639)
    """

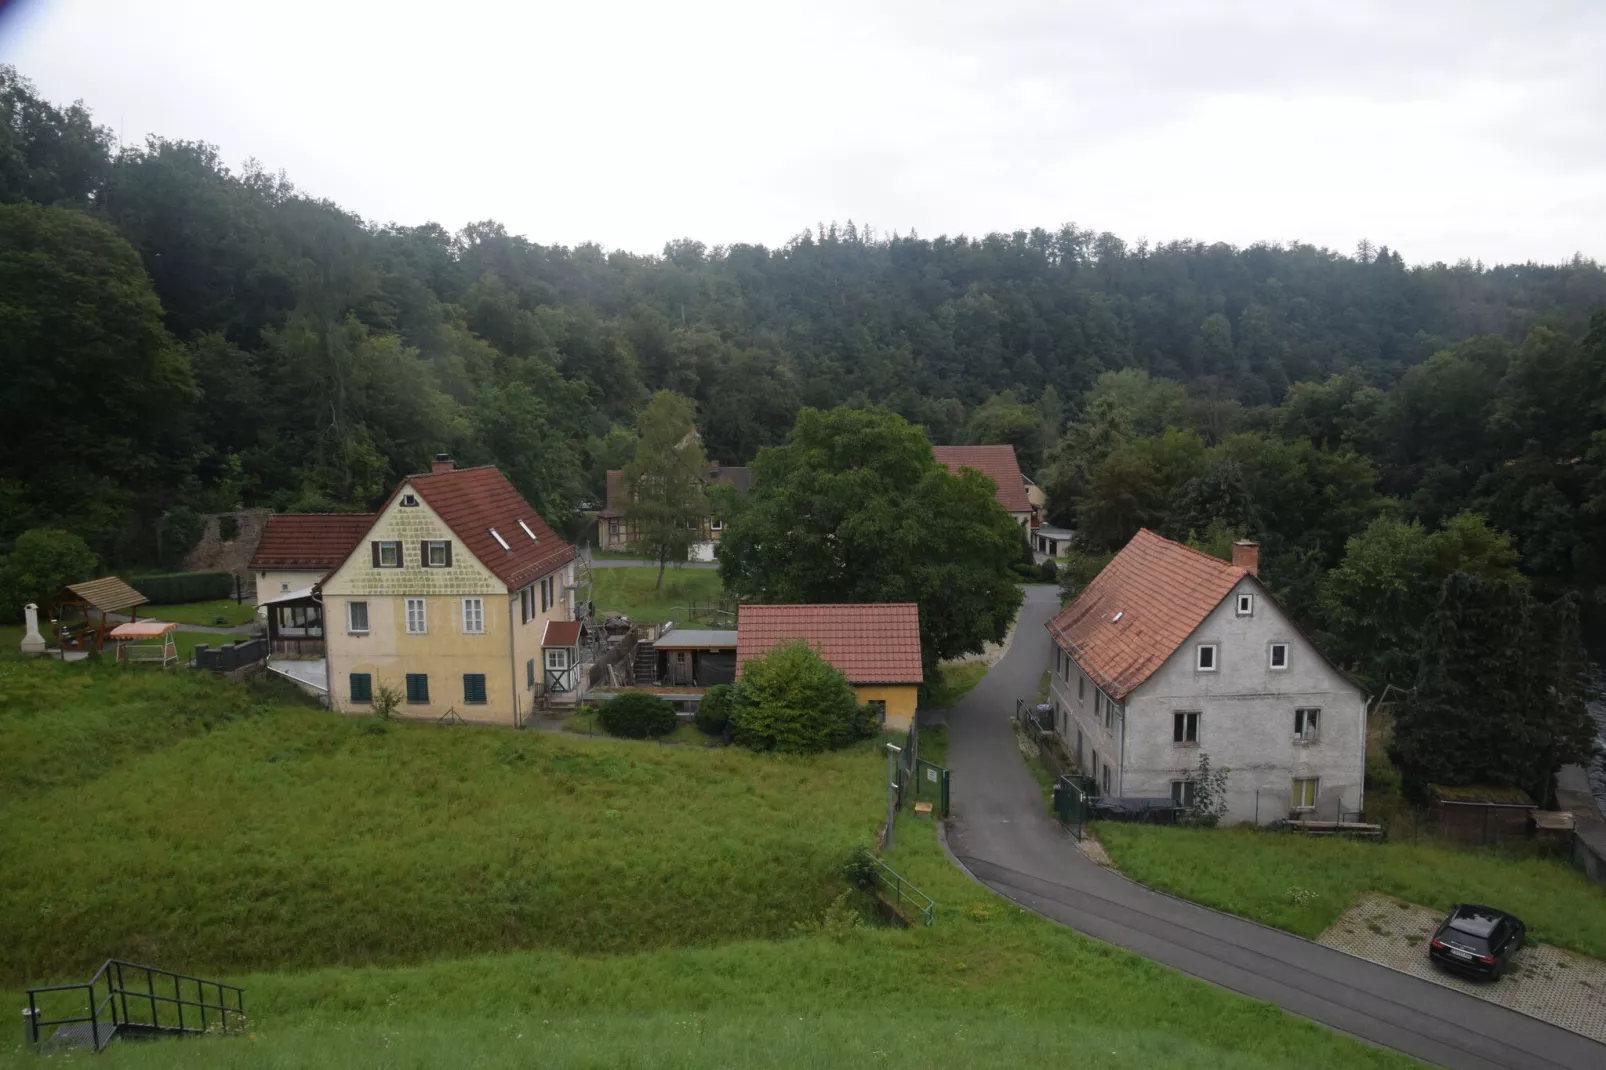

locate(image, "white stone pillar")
(21, 603), (46, 656)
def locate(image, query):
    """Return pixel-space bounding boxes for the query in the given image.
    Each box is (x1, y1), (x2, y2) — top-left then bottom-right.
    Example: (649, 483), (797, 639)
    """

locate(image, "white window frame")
(545, 648), (569, 671)
(1196, 643), (1218, 672)
(462, 597), (485, 635)
(518, 519), (538, 542)
(1294, 707), (1320, 742)
(405, 597), (427, 635)
(1269, 642), (1289, 670)
(1171, 780), (1196, 807)
(377, 541), (401, 568)
(1292, 777), (1319, 811)
(710, 518), (723, 532)
(347, 601), (369, 634)
(1173, 710), (1200, 744)
(426, 540), (450, 568)
(1236, 593), (1254, 617)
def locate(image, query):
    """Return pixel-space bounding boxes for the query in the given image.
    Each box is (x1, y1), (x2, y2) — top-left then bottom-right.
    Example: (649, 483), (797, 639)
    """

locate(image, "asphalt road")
(940, 584), (1604, 1070)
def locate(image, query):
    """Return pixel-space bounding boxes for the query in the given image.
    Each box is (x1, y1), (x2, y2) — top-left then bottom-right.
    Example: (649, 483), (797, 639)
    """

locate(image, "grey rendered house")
(1045, 529), (1367, 825)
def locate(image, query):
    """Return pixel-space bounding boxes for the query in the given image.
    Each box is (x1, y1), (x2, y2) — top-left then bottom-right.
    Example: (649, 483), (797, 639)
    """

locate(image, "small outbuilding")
(1429, 785), (1537, 846)
(652, 626), (738, 687)
(46, 577), (149, 652)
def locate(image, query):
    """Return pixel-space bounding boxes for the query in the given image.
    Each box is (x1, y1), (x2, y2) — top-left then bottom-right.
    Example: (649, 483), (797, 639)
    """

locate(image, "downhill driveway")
(940, 584), (1605, 1070)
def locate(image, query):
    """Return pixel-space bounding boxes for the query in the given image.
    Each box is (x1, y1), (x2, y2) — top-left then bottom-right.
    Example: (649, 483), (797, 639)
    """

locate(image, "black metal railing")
(25, 959), (245, 1053)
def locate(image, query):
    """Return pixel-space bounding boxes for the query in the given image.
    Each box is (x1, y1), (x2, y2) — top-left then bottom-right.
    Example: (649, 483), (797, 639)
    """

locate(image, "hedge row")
(132, 571), (234, 604)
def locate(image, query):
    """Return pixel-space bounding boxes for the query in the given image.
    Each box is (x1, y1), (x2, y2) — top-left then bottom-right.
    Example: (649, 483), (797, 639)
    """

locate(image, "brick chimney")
(1232, 539), (1259, 577)
(432, 453), (455, 474)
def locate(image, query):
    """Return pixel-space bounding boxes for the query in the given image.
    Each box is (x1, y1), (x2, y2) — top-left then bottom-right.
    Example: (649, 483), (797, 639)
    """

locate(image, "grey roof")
(1036, 525), (1074, 538)
(653, 628), (739, 649)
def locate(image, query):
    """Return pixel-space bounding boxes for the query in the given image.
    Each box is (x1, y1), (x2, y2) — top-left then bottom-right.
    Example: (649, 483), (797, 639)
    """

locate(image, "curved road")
(941, 584), (1604, 1070)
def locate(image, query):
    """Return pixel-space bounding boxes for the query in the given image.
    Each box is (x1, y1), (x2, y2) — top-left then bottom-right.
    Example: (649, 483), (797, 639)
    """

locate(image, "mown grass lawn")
(1098, 824), (1606, 959)
(591, 566), (724, 624)
(1, 669), (1414, 1069)
(142, 600), (259, 628)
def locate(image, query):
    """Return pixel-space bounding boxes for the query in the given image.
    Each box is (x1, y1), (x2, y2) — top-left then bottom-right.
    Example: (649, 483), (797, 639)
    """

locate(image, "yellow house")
(320, 455), (579, 726)
(734, 603), (923, 731)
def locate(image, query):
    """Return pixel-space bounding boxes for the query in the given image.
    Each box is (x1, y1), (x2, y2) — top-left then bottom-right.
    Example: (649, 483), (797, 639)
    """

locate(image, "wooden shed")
(1429, 785), (1537, 846)
(46, 577), (149, 652)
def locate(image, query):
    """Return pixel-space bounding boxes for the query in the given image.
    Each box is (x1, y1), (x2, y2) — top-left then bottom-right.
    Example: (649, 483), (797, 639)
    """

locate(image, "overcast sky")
(5, 0), (1604, 264)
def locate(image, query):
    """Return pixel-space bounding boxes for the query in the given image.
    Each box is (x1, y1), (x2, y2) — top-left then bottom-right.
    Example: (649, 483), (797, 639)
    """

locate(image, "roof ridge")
(409, 463), (502, 479)
(1137, 527), (1247, 575)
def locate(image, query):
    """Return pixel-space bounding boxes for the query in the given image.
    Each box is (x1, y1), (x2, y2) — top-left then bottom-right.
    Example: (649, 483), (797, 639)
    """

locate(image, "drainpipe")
(1116, 700), (1126, 796)
(509, 586), (520, 728)
(313, 585), (332, 711)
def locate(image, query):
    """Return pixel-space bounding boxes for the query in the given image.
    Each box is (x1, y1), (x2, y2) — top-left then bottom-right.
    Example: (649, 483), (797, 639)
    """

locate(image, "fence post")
(884, 744), (901, 852)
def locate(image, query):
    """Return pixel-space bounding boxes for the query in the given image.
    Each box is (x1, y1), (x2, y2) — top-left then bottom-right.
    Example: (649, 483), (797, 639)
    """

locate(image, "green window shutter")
(526, 658), (535, 688)
(350, 673), (372, 703)
(463, 673), (487, 704)
(406, 673), (429, 703)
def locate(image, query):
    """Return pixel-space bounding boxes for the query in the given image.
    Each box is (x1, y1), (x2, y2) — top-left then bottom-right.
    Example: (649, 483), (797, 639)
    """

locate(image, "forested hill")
(5, 64), (1606, 583)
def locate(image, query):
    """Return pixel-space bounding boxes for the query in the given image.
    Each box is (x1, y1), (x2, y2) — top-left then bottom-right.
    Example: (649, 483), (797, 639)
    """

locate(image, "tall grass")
(1098, 824), (1606, 957)
(1, 685), (881, 985)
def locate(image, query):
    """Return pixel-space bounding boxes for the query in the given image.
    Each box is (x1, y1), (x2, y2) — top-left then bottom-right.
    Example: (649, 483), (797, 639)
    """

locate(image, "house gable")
(1126, 575), (1364, 707)
(321, 481), (506, 597)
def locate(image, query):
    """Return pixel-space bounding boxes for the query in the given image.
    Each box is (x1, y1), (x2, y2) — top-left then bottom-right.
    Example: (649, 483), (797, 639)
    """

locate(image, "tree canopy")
(718, 407), (1024, 668)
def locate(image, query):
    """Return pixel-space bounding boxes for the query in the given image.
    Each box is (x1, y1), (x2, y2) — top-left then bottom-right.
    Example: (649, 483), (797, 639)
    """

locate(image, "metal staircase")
(25, 959), (245, 1053)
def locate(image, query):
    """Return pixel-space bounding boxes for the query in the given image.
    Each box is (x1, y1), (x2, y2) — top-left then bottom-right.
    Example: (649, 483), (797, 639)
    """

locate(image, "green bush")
(597, 692), (678, 739)
(1037, 559), (1059, 582)
(133, 570), (234, 604)
(0, 528), (98, 622)
(155, 507), (205, 568)
(730, 640), (876, 754)
(695, 683), (735, 735)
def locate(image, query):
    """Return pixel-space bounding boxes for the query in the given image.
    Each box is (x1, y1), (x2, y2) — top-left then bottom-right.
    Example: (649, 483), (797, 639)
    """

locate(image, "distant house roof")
(736, 603), (923, 685)
(250, 514), (376, 571)
(543, 620), (583, 647)
(402, 465), (575, 590)
(1045, 529), (1249, 701)
(933, 445), (1031, 514)
(600, 465), (754, 519)
(712, 465), (754, 494)
(57, 577), (149, 613)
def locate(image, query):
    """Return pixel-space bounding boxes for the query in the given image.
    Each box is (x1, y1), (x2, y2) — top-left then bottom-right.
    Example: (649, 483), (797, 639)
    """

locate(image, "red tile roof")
(1046, 529), (1247, 701)
(405, 465), (575, 590)
(735, 603), (923, 685)
(933, 445), (1031, 514)
(543, 620), (582, 647)
(251, 514), (376, 570)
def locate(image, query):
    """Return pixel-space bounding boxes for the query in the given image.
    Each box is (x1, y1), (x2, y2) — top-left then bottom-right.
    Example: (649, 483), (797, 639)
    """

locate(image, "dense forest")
(5, 64), (1606, 623)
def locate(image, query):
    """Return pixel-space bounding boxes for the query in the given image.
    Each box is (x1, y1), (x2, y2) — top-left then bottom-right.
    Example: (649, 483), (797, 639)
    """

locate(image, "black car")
(1428, 904), (1526, 980)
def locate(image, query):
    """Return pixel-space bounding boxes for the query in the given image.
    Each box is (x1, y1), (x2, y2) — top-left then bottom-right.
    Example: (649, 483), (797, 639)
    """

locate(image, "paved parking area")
(1320, 892), (1606, 1044)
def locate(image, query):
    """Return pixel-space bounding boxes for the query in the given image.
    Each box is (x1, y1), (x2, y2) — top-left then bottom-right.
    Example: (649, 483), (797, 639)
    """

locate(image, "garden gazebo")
(46, 577), (149, 653)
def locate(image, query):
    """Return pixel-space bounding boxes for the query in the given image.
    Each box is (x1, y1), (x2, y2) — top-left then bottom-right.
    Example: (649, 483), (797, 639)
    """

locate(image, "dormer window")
(400, 494), (420, 508)
(1236, 593), (1253, 617)
(489, 527), (510, 551)
(518, 520), (538, 542)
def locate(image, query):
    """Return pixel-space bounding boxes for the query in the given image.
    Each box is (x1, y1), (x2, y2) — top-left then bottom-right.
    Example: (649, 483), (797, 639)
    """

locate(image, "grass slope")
(5, 812), (1413, 1070)
(1098, 824), (1606, 958)
(2, 676), (1413, 1069)
(0, 671), (880, 985)
(592, 566), (724, 625)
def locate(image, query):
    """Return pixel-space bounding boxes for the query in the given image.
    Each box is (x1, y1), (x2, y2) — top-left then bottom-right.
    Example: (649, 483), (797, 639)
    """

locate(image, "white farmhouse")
(1045, 529), (1367, 825)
